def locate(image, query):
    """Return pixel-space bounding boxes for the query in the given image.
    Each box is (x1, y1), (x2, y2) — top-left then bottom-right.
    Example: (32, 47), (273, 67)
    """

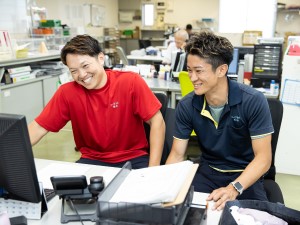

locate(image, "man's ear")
(97, 52), (105, 65)
(217, 64), (228, 78)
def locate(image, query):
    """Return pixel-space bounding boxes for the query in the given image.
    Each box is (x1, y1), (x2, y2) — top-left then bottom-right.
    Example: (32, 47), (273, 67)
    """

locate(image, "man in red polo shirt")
(28, 35), (165, 169)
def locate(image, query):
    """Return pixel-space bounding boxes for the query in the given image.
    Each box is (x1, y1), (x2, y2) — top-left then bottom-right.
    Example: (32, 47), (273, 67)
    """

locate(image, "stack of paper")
(110, 161), (195, 204)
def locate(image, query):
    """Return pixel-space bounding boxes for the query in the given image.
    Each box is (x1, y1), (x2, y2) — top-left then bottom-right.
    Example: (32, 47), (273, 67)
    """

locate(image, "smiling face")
(187, 54), (227, 96)
(66, 53), (107, 90)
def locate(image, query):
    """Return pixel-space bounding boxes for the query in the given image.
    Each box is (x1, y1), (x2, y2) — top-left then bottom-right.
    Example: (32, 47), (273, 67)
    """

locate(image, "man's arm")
(166, 138), (189, 164)
(28, 120), (48, 146)
(146, 111), (165, 166)
(207, 134), (272, 210)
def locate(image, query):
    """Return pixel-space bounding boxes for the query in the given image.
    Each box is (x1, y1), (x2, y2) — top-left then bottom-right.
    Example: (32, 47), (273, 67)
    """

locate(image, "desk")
(143, 77), (181, 108)
(29, 159), (221, 225)
(127, 55), (164, 64)
(254, 87), (279, 99)
(29, 159), (120, 225)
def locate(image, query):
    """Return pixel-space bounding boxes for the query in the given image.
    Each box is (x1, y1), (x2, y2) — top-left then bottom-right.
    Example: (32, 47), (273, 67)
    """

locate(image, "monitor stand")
(60, 193), (97, 223)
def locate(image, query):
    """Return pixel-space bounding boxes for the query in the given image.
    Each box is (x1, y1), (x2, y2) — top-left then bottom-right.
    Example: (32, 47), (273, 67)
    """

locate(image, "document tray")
(96, 162), (194, 225)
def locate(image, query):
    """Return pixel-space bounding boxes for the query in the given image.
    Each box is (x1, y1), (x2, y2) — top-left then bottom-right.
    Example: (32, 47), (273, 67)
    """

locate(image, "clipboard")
(163, 164), (198, 207)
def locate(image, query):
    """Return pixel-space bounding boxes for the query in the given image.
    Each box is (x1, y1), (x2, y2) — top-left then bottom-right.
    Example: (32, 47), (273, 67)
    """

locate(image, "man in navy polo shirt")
(166, 31), (274, 210)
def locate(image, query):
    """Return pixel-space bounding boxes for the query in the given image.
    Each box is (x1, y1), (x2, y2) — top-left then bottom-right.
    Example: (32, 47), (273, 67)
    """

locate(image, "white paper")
(281, 79), (300, 105)
(110, 161), (194, 204)
(192, 192), (209, 207)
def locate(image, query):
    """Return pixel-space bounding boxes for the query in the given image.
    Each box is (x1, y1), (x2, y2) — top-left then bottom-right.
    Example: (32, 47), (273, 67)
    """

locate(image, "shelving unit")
(103, 27), (121, 65)
(0, 51), (62, 123)
(278, 8), (300, 14)
(140, 29), (165, 47)
(251, 44), (283, 87)
(31, 29), (70, 50)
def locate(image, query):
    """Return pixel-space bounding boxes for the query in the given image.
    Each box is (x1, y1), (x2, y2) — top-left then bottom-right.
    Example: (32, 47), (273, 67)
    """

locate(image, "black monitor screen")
(171, 52), (183, 72)
(0, 113), (41, 203)
(228, 48), (239, 75)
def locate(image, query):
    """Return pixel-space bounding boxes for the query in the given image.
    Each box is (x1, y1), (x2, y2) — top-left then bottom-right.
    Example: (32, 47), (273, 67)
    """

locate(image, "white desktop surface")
(30, 159), (221, 225)
(127, 55), (164, 62)
(29, 159), (120, 225)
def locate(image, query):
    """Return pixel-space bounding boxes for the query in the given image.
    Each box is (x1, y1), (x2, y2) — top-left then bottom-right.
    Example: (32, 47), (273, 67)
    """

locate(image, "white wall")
(118, 0), (219, 31)
(0, 0), (29, 39)
(36, 0), (118, 31)
(163, 0), (219, 30)
(276, 0), (300, 36)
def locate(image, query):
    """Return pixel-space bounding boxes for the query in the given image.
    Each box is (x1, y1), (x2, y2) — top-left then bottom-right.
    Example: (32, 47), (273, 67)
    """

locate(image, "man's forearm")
(148, 115), (165, 166)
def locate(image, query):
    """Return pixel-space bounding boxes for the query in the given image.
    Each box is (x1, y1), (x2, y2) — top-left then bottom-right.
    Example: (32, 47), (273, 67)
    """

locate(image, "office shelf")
(0, 51), (60, 67)
(251, 44), (283, 88)
(0, 51), (62, 122)
(103, 27), (121, 65)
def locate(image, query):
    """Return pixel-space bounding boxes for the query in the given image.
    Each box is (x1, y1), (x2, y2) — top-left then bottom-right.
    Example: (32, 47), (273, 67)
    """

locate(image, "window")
(142, 3), (154, 27)
(219, 0), (277, 37)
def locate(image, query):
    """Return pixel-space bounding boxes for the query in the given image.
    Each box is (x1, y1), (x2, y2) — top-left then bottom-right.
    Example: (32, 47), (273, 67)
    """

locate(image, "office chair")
(161, 107), (175, 164)
(178, 71), (196, 137)
(263, 98), (284, 204)
(138, 39), (151, 49)
(116, 46), (129, 66)
(143, 92), (172, 164)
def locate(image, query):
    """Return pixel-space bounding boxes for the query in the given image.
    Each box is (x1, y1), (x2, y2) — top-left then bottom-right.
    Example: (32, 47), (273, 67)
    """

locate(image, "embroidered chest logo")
(231, 115), (240, 122)
(111, 102), (119, 108)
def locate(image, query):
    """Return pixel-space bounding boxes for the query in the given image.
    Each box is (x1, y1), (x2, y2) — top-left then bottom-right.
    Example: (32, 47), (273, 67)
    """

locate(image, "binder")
(96, 161), (198, 225)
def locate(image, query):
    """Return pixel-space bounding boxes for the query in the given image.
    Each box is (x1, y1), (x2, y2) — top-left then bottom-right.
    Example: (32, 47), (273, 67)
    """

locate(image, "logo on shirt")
(231, 115), (240, 122)
(111, 102), (119, 108)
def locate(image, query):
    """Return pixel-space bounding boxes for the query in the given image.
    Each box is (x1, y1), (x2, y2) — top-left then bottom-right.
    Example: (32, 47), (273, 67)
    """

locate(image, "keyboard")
(44, 188), (56, 202)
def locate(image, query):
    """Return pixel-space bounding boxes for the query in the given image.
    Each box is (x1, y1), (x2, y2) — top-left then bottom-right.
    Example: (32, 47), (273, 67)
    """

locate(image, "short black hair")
(186, 24), (192, 30)
(185, 31), (233, 71)
(61, 35), (102, 65)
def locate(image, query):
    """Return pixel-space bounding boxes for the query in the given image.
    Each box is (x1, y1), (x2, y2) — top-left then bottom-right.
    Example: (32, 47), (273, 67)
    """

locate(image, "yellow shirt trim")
(210, 165), (244, 173)
(201, 98), (218, 128)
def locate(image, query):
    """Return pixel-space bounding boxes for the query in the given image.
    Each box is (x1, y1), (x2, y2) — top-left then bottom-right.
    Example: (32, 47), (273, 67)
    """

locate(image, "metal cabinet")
(0, 80), (44, 123)
(0, 52), (61, 123)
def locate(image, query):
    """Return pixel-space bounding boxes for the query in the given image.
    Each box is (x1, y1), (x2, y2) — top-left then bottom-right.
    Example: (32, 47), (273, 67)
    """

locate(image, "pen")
(3, 31), (8, 47)
(202, 202), (208, 220)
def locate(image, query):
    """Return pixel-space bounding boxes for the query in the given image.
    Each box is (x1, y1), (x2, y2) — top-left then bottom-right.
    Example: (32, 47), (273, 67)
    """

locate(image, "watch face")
(234, 182), (243, 191)
(231, 181), (243, 195)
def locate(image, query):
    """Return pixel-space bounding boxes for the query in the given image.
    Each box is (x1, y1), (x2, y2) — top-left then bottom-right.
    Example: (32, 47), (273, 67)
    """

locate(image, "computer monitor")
(170, 52), (184, 81)
(0, 113), (41, 203)
(235, 46), (254, 60)
(176, 53), (187, 72)
(171, 51), (183, 72)
(227, 48), (239, 75)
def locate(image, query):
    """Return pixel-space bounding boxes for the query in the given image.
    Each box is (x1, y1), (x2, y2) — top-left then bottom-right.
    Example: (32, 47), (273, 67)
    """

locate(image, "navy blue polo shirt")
(174, 78), (274, 171)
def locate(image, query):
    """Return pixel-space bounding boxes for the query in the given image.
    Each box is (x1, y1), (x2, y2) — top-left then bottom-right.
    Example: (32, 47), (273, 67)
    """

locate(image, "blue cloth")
(76, 155), (149, 169)
(174, 78), (274, 171)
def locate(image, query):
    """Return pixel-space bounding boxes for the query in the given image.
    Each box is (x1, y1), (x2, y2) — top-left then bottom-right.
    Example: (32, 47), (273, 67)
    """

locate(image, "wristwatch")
(231, 181), (244, 195)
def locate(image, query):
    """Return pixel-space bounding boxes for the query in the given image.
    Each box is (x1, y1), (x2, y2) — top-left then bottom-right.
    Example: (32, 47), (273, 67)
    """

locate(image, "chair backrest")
(161, 107), (175, 164)
(265, 98), (284, 180)
(178, 71), (194, 97)
(116, 46), (129, 65)
(139, 39), (151, 49)
(144, 93), (171, 164)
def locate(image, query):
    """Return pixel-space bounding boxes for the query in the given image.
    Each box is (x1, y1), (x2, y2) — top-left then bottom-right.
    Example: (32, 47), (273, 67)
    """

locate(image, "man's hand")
(206, 184), (239, 211)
